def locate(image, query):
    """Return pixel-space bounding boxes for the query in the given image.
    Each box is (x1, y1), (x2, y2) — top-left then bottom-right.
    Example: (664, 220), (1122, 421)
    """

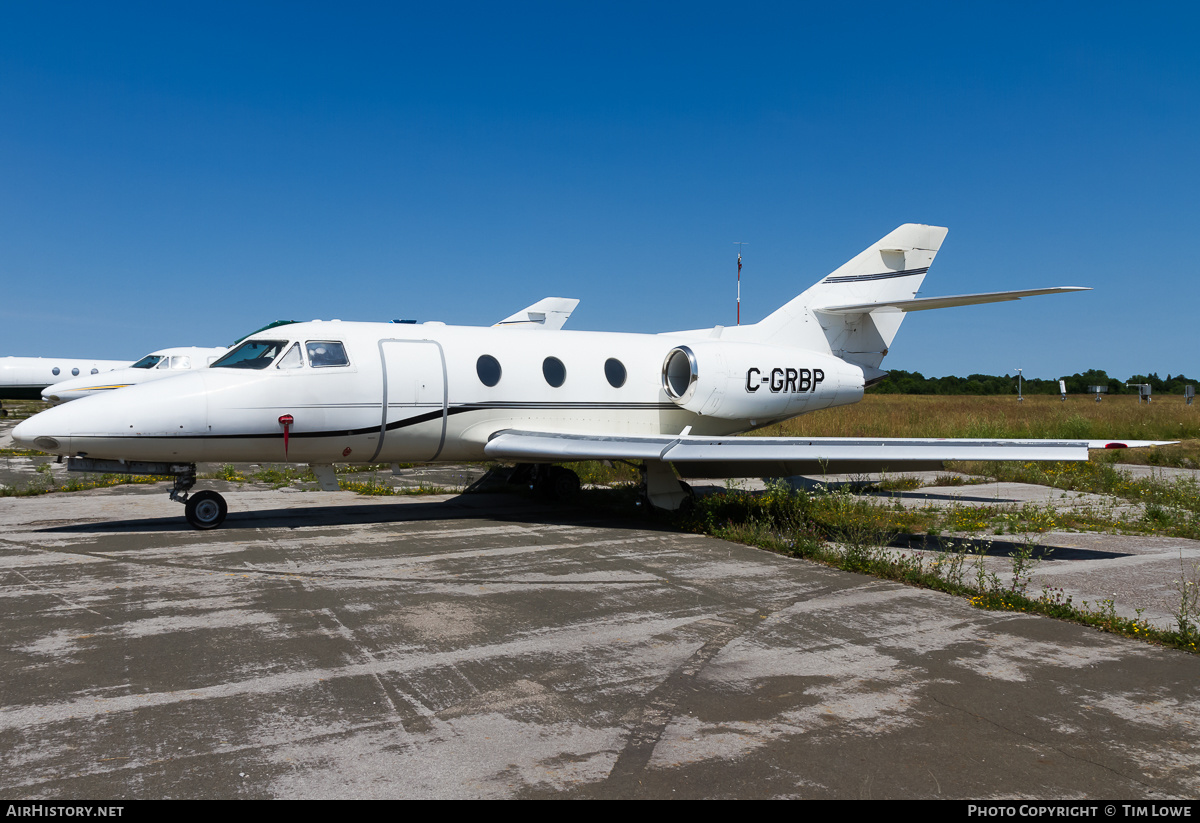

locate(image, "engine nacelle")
(661, 342), (864, 422)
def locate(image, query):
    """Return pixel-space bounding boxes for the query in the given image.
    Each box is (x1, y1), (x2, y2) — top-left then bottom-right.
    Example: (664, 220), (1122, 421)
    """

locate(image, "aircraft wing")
(816, 287), (1090, 315)
(495, 297), (581, 330)
(484, 430), (1173, 477)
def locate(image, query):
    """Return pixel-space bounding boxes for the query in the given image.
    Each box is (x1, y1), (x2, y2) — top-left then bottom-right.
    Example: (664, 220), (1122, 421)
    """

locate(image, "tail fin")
(494, 297), (581, 330)
(743, 223), (948, 378)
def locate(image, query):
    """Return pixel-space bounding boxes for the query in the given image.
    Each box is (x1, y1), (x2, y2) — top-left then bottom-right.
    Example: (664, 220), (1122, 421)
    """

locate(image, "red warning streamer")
(278, 414), (294, 459)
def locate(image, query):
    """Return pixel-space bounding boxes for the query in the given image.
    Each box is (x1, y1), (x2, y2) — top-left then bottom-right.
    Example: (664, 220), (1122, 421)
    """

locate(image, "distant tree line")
(869, 369), (1197, 396)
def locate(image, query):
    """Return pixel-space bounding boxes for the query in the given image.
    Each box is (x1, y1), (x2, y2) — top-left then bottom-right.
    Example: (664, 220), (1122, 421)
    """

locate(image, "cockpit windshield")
(131, 355), (164, 369)
(210, 340), (291, 370)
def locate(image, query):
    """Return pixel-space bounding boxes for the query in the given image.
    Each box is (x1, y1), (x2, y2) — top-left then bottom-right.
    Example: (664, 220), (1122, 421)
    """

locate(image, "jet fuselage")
(13, 320), (865, 465)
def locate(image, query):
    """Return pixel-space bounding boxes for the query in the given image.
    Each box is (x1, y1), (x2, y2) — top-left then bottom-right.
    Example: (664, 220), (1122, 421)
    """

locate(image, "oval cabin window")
(605, 358), (627, 388)
(476, 355), (502, 387)
(542, 357), (566, 388)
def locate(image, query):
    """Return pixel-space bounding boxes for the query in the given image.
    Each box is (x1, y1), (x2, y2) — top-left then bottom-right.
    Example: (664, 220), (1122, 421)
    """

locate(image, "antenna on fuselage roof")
(733, 241), (749, 325)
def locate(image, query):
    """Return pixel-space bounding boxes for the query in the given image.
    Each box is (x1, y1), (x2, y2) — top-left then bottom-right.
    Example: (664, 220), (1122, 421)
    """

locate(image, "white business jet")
(16, 224), (1135, 529)
(41, 347), (229, 404)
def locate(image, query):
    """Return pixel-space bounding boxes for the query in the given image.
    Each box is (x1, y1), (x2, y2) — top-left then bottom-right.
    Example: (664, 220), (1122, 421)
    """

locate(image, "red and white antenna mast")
(733, 241), (748, 324)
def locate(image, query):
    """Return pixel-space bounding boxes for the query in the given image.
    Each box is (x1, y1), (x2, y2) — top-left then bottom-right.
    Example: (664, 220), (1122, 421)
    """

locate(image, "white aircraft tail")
(740, 223), (949, 380)
(494, 297), (581, 330)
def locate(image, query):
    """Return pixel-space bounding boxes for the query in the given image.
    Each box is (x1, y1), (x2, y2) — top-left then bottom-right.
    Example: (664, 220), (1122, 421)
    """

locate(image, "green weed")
(251, 465), (316, 488)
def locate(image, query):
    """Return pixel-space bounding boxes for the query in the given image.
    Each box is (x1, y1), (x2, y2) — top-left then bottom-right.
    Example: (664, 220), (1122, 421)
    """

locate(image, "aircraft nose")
(11, 415), (66, 454)
(12, 371), (214, 462)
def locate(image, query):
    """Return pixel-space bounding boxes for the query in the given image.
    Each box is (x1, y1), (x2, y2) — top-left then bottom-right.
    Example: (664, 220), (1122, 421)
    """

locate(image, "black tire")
(185, 490), (228, 530)
(549, 467), (581, 501)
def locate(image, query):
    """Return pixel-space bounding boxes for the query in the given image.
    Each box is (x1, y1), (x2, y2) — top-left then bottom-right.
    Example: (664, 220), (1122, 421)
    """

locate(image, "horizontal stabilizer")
(816, 287), (1090, 315)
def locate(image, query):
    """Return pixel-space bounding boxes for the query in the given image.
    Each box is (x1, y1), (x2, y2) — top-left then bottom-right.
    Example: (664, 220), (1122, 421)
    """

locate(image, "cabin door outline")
(373, 339), (448, 462)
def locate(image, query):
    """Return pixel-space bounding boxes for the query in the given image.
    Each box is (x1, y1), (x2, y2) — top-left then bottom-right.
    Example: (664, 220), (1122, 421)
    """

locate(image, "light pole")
(1016, 368), (1023, 402)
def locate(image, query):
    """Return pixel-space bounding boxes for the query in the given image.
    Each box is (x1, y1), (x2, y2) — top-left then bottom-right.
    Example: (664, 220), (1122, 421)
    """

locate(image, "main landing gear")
(637, 459), (694, 512)
(508, 461), (695, 512)
(540, 465), (581, 501)
(508, 464), (582, 502)
(67, 458), (229, 530)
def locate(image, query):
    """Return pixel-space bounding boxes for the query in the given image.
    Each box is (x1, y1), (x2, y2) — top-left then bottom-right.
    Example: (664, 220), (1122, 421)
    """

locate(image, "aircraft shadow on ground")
(784, 478), (1028, 505)
(868, 488), (1033, 505)
(33, 485), (1130, 562)
(34, 493), (675, 536)
(890, 532), (1131, 561)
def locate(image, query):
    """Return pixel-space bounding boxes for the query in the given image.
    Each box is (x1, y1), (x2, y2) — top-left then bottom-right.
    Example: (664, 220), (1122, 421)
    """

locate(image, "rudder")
(742, 223), (949, 378)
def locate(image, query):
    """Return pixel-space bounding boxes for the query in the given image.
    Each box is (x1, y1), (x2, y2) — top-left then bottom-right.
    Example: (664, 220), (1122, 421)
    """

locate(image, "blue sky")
(2, 2), (1196, 379)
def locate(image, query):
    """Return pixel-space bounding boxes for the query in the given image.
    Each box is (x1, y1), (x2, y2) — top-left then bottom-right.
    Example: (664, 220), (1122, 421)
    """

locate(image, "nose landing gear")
(169, 466), (228, 530)
(66, 458), (229, 530)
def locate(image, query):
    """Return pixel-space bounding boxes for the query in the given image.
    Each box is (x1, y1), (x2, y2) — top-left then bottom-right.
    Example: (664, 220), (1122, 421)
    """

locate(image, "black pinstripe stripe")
(824, 266), (928, 284)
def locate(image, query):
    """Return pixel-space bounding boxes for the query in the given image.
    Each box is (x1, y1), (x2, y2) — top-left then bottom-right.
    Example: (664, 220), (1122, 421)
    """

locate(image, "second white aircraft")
(41, 347), (229, 403)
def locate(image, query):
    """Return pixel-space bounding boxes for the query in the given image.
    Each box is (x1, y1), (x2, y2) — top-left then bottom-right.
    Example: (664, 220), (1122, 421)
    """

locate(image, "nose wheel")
(65, 459), (231, 530)
(169, 465), (227, 530)
(184, 490), (228, 530)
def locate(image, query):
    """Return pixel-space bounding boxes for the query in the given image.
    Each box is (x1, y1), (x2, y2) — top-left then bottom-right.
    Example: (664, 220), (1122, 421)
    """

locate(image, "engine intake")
(662, 346), (699, 404)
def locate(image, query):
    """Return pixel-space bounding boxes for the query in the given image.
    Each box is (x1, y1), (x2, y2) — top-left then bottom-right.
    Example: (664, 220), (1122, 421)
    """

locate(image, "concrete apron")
(0, 486), (1198, 798)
